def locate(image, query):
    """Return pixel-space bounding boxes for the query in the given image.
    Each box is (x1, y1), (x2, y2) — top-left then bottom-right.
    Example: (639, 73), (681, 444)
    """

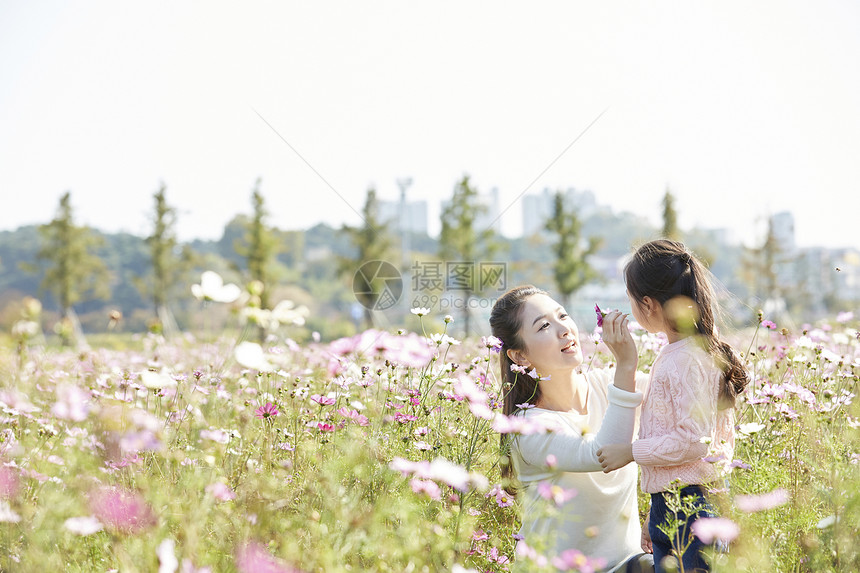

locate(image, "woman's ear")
(507, 348), (530, 367)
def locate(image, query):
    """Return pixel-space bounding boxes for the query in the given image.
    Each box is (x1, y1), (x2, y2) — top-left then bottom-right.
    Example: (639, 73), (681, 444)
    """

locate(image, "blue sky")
(1, 1), (858, 249)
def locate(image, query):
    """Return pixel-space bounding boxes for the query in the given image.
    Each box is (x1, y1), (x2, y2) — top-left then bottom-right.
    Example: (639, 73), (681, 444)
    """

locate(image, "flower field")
(1, 304), (858, 572)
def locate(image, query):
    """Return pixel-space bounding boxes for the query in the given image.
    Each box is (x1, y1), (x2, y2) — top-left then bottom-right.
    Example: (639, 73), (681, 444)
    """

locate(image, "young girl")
(490, 286), (653, 572)
(597, 240), (749, 573)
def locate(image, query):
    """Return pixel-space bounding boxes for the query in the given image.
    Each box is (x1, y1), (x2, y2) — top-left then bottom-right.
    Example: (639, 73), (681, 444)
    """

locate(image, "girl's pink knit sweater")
(632, 337), (735, 493)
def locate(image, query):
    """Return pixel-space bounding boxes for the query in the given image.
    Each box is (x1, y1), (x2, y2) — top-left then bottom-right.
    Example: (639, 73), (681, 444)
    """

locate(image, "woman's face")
(510, 294), (582, 373)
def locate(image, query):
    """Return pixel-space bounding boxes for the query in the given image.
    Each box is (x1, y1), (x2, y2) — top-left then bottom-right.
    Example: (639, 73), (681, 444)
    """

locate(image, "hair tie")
(680, 252), (692, 265)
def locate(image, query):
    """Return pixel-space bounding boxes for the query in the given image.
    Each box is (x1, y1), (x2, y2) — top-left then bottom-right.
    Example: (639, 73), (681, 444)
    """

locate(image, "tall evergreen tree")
(545, 191), (601, 309)
(661, 187), (680, 240)
(36, 191), (110, 342)
(144, 184), (178, 315)
(439, 174), (499, 336)
(235, 179), (278, 310)
(339, 187), (393, 329)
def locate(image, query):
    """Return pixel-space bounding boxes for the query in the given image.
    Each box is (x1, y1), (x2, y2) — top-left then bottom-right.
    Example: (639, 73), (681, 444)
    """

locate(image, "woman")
(489, 286), (653, 572)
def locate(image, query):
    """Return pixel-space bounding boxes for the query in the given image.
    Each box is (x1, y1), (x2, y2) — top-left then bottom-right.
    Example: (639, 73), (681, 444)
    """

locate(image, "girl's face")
(627, 290), (661, 334)
(509, 294), (582, 373)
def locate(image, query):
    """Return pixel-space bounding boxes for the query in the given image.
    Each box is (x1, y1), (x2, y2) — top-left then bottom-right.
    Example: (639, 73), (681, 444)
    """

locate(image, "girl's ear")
(507, 348), (530, 367)
(642, 296), (658, 316)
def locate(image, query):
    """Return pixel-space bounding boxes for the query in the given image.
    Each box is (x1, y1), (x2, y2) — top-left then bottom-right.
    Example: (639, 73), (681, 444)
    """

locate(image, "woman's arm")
(517, 384), (642, 473)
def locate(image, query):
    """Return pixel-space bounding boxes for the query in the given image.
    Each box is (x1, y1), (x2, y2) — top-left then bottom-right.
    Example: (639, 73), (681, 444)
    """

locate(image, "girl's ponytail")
(714, 339), (749, 408)
(686, 256), (750, 408)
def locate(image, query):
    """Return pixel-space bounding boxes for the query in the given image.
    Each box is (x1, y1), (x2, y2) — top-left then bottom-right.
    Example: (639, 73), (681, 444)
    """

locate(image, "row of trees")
(27, 175), (612, 342)
(12, 176), (812, 344)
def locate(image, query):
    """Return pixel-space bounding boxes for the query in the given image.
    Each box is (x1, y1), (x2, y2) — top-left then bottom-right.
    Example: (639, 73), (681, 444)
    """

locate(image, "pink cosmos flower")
(394, 412), (418, 424)
(310, 394), (335, 406)
(552, 548), (606, 573)
(0, 466), (20, 500)
(89, 486), (156, 534)
(734, 488), (789, 512)
(487, 546), (510, 564)
(691, 517), (740, 544)
(410, 478), (441, 500)
(471, 528), (489, 541)
(236, 541), (304, 573)
(51, 384), (91, 422)
(317, 422), (335, 432)
(491, 413), (551, 435)
(836, 311), (854, 323)
(729, 459), (751, 470)
(206, 481), (237, 502)
(487, 484), (514, 508)
(595, 304), (607, 327)
(537, 481), (577, 506)
(336, 407), (370, 427)
(481, 335), (503, 352)
(255, 402), (279, 420)
(761, 320), (777, 330)
(390, 456), (484, 492)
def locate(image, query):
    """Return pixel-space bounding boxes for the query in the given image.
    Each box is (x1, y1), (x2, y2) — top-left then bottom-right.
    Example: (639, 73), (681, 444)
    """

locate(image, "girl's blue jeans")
(649, 484), (716, 573)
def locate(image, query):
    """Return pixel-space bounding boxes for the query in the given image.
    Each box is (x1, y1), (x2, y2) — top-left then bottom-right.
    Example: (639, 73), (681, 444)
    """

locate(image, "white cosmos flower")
(738, 422), (766, 435)
(140, 370), (177, 389)
(64, 515), (103, 535)
(191, 271), (241, 303)
(235, 341), (274, 372)
(0, 501), (21, 523)
(271, 300), (309, 327)
(817, 515), (839, 529)
(157, 538), (179, 573)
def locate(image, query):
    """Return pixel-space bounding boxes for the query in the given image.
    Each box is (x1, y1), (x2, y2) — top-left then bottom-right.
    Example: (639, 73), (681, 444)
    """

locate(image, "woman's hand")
(641, 512), (653, 553)
(596, 443), (634, 473)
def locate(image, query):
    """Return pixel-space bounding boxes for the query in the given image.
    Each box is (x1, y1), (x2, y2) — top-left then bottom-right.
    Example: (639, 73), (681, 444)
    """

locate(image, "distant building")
(522, 187), (598, 237)
(475, 187), (501, 233)
(770, 211), (796, 254)
(378, 199), (429, 235)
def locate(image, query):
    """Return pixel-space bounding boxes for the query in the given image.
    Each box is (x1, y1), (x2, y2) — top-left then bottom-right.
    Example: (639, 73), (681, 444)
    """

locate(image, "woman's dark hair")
(624, 239), (749, 408)
(489, 285), (547, 490)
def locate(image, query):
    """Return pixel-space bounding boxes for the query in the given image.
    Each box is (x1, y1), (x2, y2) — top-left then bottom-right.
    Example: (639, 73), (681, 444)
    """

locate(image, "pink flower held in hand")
(595, 304), (607, 327)
(595, 304), (618, 328)
(691, 517), (740, 544)
(255, 402), (279, 420)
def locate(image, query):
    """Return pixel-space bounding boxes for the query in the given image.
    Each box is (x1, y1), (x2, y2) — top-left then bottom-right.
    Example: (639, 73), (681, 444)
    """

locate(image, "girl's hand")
(596, 443), (634, 473)
(641, 512), (653, 553)
(601, 311), (638, 392)
(600, 311), (638, 369)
